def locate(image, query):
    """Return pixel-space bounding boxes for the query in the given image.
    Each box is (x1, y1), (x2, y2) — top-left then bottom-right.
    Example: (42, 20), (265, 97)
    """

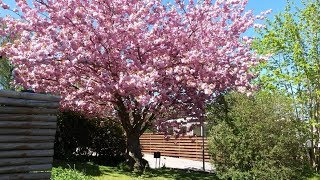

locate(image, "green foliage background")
(0, 57), (13, 90)
(207, 92), (311, 179)
(54, 111), (126, 166)
(253, 0), (320, 170)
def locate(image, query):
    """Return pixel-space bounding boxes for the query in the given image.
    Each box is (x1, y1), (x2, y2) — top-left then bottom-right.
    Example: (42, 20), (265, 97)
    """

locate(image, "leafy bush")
(54, 111), (126, 165)
(207, 91), (311, 179)
(51, 166), (93, 180)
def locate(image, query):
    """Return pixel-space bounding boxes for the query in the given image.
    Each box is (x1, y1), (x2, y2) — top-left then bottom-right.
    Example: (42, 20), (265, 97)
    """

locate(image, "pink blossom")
(261, 9), (272, 15)
(254, 24), (266, 29)
(0, 0), (263, 130)
(1, 3), (9, 10)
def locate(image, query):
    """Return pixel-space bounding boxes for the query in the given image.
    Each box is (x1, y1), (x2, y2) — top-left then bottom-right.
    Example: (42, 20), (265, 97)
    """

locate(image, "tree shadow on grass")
(53, 160), (102, 176)
(53, 160), (219, 179)
(109, 167), (219, 180)
(141, 168), (219, 180)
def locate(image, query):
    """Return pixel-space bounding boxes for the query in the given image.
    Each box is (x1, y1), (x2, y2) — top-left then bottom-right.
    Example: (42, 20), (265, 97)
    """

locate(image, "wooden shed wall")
(0, 90), (60, 180)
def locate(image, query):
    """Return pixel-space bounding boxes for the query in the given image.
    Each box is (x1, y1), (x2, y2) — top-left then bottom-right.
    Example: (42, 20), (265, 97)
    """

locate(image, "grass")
(51, 160), (218, 180)
(52, 160), (320, 180)
(309, 174), (320, 180)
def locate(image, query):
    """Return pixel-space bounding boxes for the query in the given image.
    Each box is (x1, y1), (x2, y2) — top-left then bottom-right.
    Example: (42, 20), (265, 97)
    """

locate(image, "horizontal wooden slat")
(0, 164), (52, 174)
(142, 149), (210, 156)
(143, 148), (208, 155)
(142, 144), (208, 149)
(141, 134), (207, 140)
(140, 136), (206, 139)
(0, 172), (51, 180)
(141, 142), (209, 146)
(0, 150), (54, 158)
(0, 121), (56, 129)
(140, 137), (207, 141)
(160, 154), (210, 160)
(0, 129), (56, 136)
(0, 107), (58, 115)
(140, 141), (208, 145)
(141, 134), (206, 138)
(140, 142), (208, 146)
(0, 97), (60, 108)
(141, 150), (209, 155)
(140, 138), (207, 141)
(143, 152), (210, 161)
(142, 148), (209, 154)
(0, 90), (58, 178)
(0, 90), (60, 102)
(143, 151), (210, 158)
(142, 143), (208, 147)
(141, 142), (208, 146)
(158, 154), (210, 159)
(0, 136), (54, 143)
(140, 139), (207, 143)
(0, 115), (57, 122)
(142, 146), (204, 150)
(0, 143), (54, 151)
(140, 133), (210, 162)
(0, 157), (53, 167)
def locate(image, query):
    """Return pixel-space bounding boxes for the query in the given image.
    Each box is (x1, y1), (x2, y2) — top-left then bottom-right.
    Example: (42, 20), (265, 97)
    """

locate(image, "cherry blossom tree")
(0, 0), (266, 170)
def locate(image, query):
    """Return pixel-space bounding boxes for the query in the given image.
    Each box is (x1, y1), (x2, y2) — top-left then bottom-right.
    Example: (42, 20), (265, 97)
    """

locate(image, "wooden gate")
(0, 90), (60, 180)
(140, 133), (210, 162)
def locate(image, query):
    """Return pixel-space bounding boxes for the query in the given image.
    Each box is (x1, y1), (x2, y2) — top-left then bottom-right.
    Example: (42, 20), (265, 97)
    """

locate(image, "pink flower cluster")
(0, 0), (264, 121)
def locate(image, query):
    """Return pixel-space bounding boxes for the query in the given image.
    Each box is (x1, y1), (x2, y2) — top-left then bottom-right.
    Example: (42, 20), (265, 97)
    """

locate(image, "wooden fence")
(0, 90), (60, 180)
(140, 133), (210, 162)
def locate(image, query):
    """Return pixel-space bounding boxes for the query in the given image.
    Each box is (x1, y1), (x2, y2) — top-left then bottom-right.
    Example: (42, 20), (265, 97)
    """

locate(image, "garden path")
(143, 153), (214, 172)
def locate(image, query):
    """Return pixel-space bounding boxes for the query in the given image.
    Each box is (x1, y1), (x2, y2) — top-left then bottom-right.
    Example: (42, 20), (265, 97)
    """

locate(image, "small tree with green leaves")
(253, 0), (320, 169)
(0, 24), (15, 90)
(0, 57), (13, 89)
(208, 92), (311, 179)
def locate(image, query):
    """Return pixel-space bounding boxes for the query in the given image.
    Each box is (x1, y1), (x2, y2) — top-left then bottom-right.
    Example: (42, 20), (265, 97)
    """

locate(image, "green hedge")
(207, 92), (312, 179)
(54, 111), (126, 166)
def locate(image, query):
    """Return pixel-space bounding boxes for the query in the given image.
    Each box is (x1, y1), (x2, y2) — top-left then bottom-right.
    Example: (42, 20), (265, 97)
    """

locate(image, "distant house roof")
(165, 117), (199, 124)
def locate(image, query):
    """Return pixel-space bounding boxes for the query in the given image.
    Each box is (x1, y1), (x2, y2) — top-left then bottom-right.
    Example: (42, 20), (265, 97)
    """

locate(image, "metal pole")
(201, 118), (205, 171)
(155, 158), (157, 169)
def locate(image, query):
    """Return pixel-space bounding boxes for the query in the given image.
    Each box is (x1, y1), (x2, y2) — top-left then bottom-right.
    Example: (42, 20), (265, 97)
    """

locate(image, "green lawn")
(51, 160), (320, 180)
(51, 160), (218, 180)
(309, 175), (320, 180)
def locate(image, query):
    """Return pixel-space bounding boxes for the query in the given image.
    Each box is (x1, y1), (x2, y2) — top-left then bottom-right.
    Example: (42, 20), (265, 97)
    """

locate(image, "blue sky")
(0, 0), (302, 36)
(0, 0), (302, 17)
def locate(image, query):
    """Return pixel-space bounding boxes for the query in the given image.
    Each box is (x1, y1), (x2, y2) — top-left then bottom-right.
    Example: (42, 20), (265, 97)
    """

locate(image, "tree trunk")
(114, 94), (151, 172)
(125, 130), (147, 172)
(310, 125), (318, 171)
